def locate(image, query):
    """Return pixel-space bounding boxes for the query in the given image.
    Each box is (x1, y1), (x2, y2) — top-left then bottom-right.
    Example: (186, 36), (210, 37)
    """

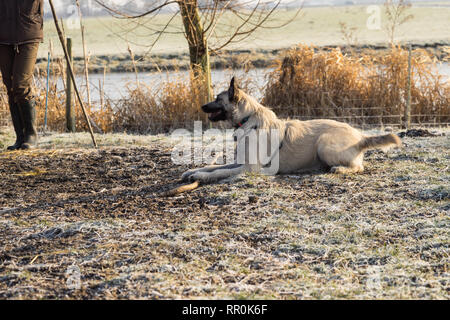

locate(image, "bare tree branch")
(211, 0), (282, 52)
(94, 0), (178, 19)
(94, 0), (301, 101)
(95, 0), (300, 53)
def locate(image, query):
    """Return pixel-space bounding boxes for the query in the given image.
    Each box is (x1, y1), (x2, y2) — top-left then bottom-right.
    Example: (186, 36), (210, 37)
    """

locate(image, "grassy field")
(38, 4), (450, 59)
(0, 128), (448, 299)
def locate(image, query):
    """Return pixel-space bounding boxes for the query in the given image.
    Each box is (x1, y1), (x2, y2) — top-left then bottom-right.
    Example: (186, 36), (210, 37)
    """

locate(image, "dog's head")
(201, 77), (241, 122)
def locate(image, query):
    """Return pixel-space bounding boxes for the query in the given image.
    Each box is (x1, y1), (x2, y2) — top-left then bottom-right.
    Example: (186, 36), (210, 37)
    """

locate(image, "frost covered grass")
(0, 129), (448, 299)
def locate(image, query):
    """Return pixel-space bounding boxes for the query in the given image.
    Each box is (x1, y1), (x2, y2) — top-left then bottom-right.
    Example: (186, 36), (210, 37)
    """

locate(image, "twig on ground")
(159, 180), (200, 197)
(159, 151), (223, 197)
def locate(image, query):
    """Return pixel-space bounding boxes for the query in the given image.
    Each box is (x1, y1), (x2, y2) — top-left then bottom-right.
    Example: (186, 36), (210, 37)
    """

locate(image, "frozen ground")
(0, 128), (448, 299)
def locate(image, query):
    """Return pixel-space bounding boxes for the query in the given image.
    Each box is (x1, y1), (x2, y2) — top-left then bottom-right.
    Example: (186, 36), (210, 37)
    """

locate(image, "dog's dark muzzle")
(202, 102), (227, 122)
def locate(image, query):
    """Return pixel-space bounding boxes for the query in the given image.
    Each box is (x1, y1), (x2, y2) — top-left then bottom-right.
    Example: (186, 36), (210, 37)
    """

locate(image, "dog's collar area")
(234, 116), (250, 129)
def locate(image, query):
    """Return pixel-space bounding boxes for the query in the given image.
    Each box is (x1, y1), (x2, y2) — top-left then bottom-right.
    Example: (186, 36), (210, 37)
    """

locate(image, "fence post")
(404, 44), (412, 129)
(44, 51), (51, 132)
(65, 37), (75, 133)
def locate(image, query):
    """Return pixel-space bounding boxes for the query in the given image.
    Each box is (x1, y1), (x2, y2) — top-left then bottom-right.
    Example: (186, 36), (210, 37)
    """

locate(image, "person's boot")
(7, 100), (25, 151)
(19, 99), (37, 150)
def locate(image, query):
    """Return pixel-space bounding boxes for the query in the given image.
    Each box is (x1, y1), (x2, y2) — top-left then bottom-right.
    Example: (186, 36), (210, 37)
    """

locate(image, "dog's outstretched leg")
(181, 165), (224, 181)
(181, 151), (225, 182)
(188, 164), (244, 183)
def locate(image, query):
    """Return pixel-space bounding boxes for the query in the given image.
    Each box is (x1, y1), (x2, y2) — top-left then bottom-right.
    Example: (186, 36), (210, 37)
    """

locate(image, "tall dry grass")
(112, 78), (208, 134)
(32, 59), (113, 134)
(263, 45), (449, 126)
(30, 67), (254, 134)
(30, 65), (214, 134)
(110, 72), (262, 133)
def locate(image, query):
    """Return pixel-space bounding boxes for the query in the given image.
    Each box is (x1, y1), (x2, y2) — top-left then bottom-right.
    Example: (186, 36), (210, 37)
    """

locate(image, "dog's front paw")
(181, 169), (198, 182)
(189, 171), (211, 183)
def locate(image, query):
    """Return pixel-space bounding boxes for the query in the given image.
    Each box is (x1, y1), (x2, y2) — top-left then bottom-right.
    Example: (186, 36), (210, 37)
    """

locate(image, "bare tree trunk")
(178, 0), (212, 103)
(95, 0), (296, 105)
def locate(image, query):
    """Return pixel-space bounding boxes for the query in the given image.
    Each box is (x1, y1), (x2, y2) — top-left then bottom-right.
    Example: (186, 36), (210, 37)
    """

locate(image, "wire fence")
(1, 59), (449, 132)
(1, 93), (449, 132)
(270, 96), (449, 130)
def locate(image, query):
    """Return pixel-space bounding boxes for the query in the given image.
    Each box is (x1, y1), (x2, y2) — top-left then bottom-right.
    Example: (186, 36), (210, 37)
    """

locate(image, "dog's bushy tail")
(357, 133), (402, 151)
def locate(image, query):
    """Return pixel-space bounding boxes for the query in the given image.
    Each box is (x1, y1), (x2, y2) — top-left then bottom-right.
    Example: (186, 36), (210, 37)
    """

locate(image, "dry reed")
(112, 77), (208, 134)
(263, 45), (449, 126)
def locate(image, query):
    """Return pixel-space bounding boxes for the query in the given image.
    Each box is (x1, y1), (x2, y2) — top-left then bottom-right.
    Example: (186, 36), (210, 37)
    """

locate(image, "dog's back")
(277, 119), (401, 173)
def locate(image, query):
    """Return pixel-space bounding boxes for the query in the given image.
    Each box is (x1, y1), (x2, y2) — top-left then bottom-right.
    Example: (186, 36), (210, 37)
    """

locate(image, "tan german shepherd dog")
(181, 77), (401, 183)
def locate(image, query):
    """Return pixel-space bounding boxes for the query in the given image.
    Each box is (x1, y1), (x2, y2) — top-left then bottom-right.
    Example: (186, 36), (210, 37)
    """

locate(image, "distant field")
(38, 5), (450, 58)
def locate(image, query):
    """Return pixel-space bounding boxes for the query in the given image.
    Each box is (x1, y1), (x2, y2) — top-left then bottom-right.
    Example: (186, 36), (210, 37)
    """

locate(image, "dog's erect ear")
(228, 76), (239, 102)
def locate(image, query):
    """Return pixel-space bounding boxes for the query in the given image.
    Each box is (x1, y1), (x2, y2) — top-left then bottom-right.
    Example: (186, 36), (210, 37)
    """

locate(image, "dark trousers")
(0, 42), (40, 105)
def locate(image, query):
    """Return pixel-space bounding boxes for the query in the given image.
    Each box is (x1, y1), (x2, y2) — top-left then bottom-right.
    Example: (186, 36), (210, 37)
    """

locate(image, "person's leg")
(12, 42), (40, 149)
(0, 45), (25, 150)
